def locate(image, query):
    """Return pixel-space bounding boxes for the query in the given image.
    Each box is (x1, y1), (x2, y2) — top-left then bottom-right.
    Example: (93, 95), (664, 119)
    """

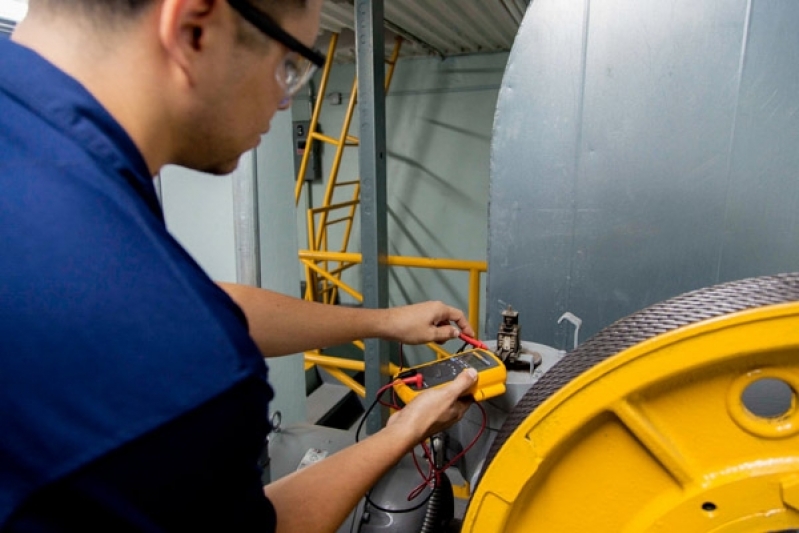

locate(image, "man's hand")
(386, 368), (478, 446)
(382, 301), (476, 345)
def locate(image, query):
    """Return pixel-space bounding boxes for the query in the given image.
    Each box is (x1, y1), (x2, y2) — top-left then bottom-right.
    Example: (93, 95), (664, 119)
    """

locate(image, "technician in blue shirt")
(0, 0), (478, 531)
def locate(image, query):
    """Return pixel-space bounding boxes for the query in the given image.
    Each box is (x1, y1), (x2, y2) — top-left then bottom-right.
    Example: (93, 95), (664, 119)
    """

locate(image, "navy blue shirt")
(0, 39), (276, 530)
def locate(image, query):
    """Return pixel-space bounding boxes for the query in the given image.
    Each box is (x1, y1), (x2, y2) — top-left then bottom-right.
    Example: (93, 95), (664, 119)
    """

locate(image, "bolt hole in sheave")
(741, 378), (796, 419)
(462, 273), (799, 533)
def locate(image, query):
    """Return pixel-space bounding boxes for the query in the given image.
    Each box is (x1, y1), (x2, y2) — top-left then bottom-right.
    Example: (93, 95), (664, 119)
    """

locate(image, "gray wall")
(294, 52), (507, 362)
(161, 166), (238, 282)
(488, 0), (799, 350)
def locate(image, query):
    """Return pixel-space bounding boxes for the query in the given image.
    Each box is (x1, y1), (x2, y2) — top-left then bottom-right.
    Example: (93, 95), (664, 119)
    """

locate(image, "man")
(0, 0), (478, 531)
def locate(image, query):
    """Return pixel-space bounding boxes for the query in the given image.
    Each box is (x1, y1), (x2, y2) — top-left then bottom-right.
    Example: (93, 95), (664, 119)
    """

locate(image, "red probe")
(458, 332), (488, 350)
(398, 374), (423, 389)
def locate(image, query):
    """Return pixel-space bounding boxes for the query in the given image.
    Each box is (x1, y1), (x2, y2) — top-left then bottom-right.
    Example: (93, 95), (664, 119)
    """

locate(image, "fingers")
(430, 369), (478, 430)
(384, 301), (477, 345)
(450, 367), (478, 397)
(392, 369), (478, 440)
(432, 304), (475, 342)
(443, 305), (476, 338)
(432, 323), (461, 343)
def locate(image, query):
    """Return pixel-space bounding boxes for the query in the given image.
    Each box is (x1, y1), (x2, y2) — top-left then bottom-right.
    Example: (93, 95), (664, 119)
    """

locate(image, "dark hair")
(29, 0), (153, 18)
(30, 0), (307, 22)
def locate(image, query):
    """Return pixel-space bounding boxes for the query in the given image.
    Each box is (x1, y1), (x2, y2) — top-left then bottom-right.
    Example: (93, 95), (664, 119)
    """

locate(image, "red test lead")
(458, 332), (488, 350)
(398, 374), (423, 389)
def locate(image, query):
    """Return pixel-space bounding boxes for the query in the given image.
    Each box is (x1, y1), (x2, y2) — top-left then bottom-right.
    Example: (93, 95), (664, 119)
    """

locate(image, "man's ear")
(157, 0), (221, 85)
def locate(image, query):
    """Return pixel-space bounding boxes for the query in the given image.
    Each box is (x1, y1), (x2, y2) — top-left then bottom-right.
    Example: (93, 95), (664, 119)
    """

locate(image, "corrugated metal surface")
(320, 0), (529, 60)
(0, 18), (15, 36)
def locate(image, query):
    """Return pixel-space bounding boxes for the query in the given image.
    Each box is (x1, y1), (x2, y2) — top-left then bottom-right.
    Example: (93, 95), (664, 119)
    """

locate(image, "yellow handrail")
(304, 353), (403, 398)
(300, 250), (486, 328)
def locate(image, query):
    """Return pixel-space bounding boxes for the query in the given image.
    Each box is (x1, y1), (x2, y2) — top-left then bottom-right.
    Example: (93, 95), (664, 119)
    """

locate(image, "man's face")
(179, 0), (322, 175)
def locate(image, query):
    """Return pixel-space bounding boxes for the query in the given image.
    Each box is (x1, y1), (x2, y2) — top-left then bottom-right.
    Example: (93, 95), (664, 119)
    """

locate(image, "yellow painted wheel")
(463, 274), (799, 532)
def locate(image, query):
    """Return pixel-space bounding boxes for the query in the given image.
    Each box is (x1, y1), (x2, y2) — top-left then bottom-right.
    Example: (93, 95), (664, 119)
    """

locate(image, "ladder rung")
(325, 216), (353, 225)
(310, 132), (343, 146)
(310, 199), (359, 214)
(335, 180), (359, 187)
(327, 263), (356, 276)
(308, 132), (361, 147)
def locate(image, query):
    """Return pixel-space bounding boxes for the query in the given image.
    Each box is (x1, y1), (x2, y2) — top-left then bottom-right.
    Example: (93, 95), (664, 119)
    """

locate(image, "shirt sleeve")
(5, 378), (277, 533)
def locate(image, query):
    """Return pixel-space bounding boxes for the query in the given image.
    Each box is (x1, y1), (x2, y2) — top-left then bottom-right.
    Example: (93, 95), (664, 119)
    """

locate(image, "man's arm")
(218, 282), (476, 357)
(263, 369), (478, 533)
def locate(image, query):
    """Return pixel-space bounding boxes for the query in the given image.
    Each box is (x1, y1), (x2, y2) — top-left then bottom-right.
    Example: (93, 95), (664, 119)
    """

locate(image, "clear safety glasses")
(226, 0), (325, 98)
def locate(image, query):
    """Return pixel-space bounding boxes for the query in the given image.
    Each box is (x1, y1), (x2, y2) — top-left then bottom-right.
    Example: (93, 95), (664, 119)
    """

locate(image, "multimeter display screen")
(416, 350), (499, 388)
(461, 352), (493, 369)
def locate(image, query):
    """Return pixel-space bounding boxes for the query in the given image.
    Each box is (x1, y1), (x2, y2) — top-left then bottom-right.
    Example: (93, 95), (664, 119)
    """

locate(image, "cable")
(355, 374), (490, 514)
(406, 402), (488, 500)
(354, 382), (396, 443)
(398, 342), (406, 370)
(355, 380), (437, 514)
(365, 480), (436, 514)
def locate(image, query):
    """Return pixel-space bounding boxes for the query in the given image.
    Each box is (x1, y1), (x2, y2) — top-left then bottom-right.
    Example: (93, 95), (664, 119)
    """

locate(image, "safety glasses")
(226, 0), (326, 97)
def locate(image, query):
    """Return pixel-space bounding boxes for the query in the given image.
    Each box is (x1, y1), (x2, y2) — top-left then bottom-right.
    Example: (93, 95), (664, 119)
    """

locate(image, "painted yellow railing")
(300, 250), (487, 397)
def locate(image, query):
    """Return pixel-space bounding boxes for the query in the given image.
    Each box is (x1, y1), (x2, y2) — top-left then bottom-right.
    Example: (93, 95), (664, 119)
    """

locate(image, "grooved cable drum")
(481, 272), (799, 476)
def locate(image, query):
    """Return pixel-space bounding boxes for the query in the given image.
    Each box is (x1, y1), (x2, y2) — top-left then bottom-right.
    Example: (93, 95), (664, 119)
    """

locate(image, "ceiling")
(0, 0), (25, 33)
(0, 0), (530, 61)
(318, 0), (530, 62)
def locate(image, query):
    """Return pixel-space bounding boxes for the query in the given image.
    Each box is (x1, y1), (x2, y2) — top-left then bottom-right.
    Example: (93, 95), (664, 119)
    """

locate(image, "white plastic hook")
(557, 312), (583, 350)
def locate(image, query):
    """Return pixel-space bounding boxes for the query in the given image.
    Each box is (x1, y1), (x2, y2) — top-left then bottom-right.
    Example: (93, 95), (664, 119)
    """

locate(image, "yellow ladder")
(294, 33), (403, 304)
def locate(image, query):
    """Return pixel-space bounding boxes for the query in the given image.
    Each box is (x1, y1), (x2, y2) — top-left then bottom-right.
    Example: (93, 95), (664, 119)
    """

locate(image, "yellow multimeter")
(392, 348), (507, 403)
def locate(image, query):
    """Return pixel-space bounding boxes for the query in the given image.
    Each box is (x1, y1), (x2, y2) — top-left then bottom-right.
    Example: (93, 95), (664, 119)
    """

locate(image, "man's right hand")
(386, 368), (478, 449)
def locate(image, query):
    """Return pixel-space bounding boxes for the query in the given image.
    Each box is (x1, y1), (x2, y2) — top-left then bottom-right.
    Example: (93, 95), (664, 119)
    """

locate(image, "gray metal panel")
(720, 1), (799, 281)
(487, 0), (589, 344)
(488, 0), (799, 349)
